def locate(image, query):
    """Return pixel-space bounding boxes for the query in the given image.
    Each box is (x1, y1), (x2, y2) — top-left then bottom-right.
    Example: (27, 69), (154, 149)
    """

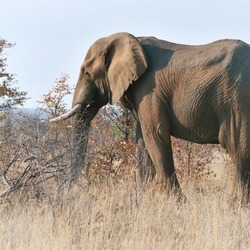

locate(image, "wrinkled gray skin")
(56, 32), (250, 199)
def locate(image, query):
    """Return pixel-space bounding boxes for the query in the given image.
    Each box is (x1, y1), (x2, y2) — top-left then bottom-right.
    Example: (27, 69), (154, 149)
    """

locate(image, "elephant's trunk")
(70, 112), (91, 183)
(48, 103), (91, 184)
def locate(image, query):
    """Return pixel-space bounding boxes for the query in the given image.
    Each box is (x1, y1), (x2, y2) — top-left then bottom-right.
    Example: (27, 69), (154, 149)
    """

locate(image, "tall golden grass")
(0, 176), (249, 250)
(1, 86), (249, 249)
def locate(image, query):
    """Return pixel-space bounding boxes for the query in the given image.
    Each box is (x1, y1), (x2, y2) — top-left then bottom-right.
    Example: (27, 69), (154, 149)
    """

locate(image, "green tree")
(0, 38), (27, 110)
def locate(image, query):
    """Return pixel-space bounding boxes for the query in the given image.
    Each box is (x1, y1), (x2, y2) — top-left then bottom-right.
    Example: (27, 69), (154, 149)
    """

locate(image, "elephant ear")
(105, 33), (148, 104)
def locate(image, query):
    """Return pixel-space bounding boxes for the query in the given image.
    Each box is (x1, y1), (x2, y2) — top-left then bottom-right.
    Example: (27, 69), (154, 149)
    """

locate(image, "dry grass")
(1, 98), (249, 249)
(0, 176), (249, 250)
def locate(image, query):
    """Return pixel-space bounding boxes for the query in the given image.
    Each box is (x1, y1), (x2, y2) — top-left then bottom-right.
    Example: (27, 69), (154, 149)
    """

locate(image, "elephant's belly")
(170, 115), (220, 144)
(170, 127), (219, 144)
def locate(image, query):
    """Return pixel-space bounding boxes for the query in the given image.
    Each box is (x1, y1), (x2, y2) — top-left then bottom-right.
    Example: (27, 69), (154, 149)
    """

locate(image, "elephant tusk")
(49, 104), (82, 122)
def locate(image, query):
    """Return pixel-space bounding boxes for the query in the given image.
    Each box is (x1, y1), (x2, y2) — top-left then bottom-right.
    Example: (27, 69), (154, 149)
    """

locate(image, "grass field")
(2, 105), (249, 249)
(0, 176), (249, 250)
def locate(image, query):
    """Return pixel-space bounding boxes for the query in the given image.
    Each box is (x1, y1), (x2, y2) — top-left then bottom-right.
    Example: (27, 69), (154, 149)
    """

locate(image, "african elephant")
(51, 32), (250, 200)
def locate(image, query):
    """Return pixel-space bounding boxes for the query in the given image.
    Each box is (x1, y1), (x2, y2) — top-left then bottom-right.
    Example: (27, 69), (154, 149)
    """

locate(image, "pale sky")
(1, 0), (250, 108)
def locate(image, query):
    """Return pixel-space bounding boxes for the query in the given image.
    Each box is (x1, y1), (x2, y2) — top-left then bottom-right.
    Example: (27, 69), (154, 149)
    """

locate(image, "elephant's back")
(138, 36), (249, 52)
(138, 36), (250, 70)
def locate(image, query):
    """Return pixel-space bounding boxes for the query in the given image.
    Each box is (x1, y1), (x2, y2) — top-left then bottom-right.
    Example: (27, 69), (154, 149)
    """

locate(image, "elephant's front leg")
(138, 105), (181, 193)
(135, 122), (156, 185)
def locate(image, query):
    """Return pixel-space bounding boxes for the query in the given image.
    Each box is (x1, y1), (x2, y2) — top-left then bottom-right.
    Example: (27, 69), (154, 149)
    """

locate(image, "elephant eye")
(85, 71), (91, 79)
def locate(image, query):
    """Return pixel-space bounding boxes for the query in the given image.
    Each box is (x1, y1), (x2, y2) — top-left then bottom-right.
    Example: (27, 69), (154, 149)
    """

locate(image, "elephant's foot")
(157, 175), (186, 201)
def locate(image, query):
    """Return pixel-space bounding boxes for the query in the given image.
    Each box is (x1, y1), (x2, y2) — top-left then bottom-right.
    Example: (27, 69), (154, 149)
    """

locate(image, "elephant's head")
(50, 32), (148, 123)
(50, 33), (148, 182)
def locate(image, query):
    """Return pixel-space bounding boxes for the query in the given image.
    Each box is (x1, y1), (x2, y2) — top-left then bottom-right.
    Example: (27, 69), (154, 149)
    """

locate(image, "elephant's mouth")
(83, 100), (96, 113)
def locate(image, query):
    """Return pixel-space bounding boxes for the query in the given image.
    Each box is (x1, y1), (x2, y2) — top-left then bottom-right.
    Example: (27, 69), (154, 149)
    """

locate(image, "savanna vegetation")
(0, 38), (249, 250)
